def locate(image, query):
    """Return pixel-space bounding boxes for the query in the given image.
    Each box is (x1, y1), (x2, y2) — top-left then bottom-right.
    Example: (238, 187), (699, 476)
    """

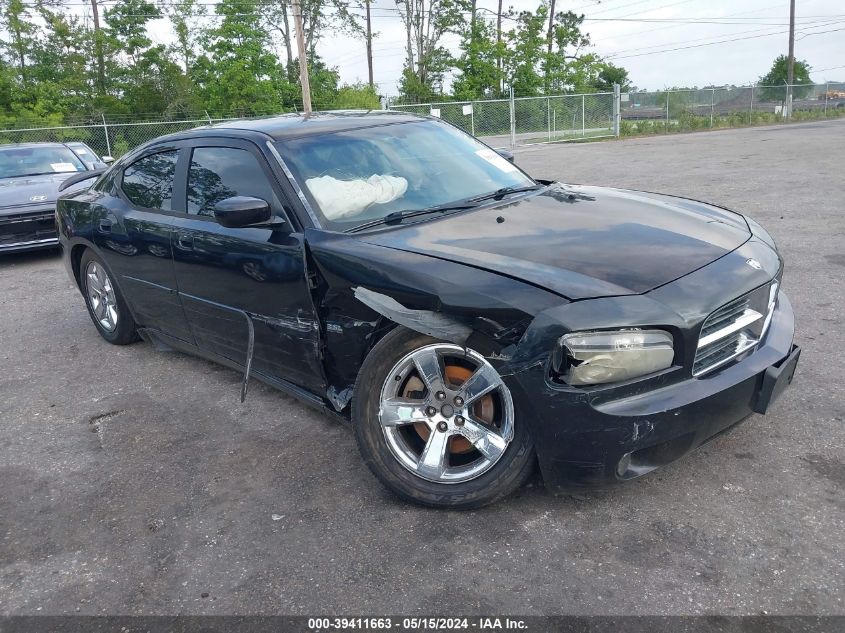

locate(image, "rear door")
(93, 146), (194, 343)
(168, 138), (326, 393)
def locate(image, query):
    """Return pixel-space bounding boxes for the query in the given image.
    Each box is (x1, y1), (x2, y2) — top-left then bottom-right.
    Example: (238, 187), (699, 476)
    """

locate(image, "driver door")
(169, 138), (326, 393)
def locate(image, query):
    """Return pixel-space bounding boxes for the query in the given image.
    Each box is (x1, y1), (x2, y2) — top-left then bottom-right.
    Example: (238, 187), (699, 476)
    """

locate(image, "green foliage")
(331, 83), (381, 110)
(759, 55), (813, 100)
(504, 7), (546, 97)
(0, 0), (381, 126)
(448, 2), (628, 101)
(452, 17), (505, 100)
(592, 63), (631, 92)
(396, 0), (465, 102)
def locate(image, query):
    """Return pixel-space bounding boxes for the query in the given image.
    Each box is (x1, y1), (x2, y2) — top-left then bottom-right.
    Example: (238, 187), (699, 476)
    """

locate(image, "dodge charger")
(56, 112), (800, 508)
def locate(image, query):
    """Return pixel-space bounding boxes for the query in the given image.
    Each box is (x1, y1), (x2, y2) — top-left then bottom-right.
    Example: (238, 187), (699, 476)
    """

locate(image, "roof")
(0, 142), (72, 150)
(200, 110), (425, 141)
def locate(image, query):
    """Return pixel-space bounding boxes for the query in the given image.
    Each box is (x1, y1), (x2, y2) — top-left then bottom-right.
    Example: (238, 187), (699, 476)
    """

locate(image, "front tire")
(352, 327), (535, 508)
(80, 249), (138, 345)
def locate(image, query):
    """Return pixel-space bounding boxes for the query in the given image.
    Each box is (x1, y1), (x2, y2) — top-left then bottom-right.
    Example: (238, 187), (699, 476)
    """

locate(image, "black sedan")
(0, 142), (108, 253)
(56, 112), (800, 508)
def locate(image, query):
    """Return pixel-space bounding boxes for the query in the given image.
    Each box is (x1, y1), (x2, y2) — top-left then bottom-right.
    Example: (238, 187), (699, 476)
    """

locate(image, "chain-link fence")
(390, 82), (845, 146)
(388, 91), (617, 147)
(0, 117), (228, 160)
(1, 82), (843, 157)
(621, 82), (845, 135)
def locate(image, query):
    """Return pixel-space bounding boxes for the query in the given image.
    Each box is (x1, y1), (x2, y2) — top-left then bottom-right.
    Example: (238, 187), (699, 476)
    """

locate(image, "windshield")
(275, 119), (534, 230)
(67, 143), (98, 161)
(0, 145), (87, 179)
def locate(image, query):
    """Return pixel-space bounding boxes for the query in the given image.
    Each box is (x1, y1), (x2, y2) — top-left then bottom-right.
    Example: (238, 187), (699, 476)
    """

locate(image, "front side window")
(121, 150), (179, 210)
(187, 147), (280, 217)
(275, 119), (534, 231)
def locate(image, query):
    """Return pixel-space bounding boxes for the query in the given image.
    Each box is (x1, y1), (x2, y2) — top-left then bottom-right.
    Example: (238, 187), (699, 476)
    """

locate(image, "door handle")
(98, 219), (112, 233)
(176, 233), (194, 250)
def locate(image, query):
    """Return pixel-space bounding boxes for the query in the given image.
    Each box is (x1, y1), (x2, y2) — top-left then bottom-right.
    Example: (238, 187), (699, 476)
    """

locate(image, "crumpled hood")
(0, 172), (79, 210)
(360, 184), (752, 300)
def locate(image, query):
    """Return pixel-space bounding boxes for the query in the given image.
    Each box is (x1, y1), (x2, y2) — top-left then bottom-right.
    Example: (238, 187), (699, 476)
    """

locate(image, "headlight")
(553, 329), (674, 386)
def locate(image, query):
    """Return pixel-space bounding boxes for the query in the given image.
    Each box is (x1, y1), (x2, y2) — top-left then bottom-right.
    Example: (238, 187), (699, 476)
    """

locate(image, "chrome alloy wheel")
(378, 344), (515, 484)
(85, 260), (119, 332)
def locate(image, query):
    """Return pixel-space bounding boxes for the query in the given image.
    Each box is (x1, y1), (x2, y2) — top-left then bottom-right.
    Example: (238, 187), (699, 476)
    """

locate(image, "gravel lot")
(1, 120), (843, 616)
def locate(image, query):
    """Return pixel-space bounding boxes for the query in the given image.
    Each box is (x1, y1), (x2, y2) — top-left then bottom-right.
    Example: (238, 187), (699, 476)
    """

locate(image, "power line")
(601, 17), (845, 57)
(607, 22), (845, 60)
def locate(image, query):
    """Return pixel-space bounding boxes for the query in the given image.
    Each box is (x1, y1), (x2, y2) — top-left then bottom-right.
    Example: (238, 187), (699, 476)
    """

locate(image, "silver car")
(65, 141), (113, 170)
(0, 143), (106, 253)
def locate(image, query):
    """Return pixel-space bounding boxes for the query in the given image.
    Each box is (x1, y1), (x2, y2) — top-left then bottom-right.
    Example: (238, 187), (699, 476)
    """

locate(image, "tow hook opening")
(616, 432), (696, 480)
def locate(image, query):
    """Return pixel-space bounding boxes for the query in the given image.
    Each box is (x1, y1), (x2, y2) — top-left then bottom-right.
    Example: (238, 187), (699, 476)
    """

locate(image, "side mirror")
(213, 196), (273, 228)
(495, 148), (515, 164)
(101, 156), (115, 164)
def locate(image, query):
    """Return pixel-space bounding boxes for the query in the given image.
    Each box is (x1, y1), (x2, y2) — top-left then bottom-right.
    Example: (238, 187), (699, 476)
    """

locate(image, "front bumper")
(508, 291), (798, 492)
(0, 207), (58, 253)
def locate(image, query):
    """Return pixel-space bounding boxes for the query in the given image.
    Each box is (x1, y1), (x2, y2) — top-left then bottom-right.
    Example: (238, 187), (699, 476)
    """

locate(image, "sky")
(144, 0), (845, 94)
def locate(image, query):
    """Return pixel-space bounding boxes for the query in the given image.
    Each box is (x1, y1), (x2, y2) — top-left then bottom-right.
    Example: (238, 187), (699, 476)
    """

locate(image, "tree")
(759, 54), (813, 100)
(0, 0), (36, 85)
(592, 62), (631, 92)
(29, 2), (93, 116)
(503, 6), (546, 97)
(167, 0), (207, 76)
(452, 12), (505, 99)
(395, 0), (465, 102)
(196, 0), (288, 115)
(543, 8), (590, 92)
(262, 0), (365, 72)
(495, 2), (621, 98)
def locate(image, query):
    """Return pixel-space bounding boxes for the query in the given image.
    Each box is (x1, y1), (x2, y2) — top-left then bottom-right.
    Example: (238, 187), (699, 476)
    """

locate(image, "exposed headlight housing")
(553, 329), (675, 386)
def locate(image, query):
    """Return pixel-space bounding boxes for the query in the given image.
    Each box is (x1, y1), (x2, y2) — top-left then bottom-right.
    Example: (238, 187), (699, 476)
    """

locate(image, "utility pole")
(546, 0), (556, 87)
(786, 0), (795, 118)
(496, 0), (503, 94)
(90, 0), (105, 93)
(365, 0), (373, 88)
(292, 0), (312, 113)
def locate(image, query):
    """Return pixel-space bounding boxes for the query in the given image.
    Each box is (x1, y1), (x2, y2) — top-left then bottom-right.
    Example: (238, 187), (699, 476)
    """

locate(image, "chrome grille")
(693, 281), (778, 376)
(699, 295), (749, 340)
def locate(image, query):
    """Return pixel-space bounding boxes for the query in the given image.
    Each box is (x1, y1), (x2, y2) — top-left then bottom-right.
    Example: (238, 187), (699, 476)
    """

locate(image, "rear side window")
(187, 147), (280, 217)
(121, 150), (179, 210)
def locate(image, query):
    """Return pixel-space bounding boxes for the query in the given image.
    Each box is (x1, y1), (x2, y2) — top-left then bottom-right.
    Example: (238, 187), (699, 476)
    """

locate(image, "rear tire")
(352, 327), (535, 508)
(79, 249), (139, 345)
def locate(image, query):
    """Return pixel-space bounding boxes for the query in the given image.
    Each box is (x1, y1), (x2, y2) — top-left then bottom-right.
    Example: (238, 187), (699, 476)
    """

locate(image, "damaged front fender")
(352, 286), (473, 344)
(302, 229), (565, 413)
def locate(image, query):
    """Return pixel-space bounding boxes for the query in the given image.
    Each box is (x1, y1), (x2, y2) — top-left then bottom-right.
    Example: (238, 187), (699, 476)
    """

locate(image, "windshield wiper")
(469, 184), (544, 203)
(347, 201), (478, 233)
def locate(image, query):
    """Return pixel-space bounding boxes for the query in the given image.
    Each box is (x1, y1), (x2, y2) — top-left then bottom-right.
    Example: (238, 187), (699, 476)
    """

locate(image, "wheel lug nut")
(455, 416), (465, 426)
(426, 406), (437, 416)
(436, 421), (448, 432)
(435, 391), (446, 401)
(454, 396), (464, 406)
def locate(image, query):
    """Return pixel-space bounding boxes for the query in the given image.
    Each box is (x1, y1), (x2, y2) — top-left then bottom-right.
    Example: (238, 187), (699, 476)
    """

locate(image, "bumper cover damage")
(337, 236), (797, 492)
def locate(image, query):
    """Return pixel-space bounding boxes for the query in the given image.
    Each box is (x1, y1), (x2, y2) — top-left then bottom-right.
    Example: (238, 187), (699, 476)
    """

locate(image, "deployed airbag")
(305, 174), (408, 220)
